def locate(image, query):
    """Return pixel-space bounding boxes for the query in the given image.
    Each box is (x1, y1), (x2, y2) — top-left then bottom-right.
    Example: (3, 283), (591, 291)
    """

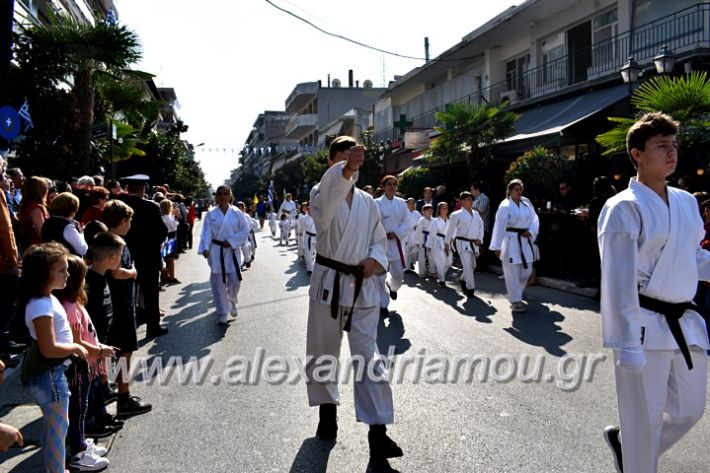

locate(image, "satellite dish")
(363, 79), (373, 89)
(332, 78), (341, 88)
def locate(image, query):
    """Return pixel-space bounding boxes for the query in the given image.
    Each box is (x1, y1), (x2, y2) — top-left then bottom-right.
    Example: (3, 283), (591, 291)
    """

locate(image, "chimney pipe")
(424, 37), (430, 62)
(348, 69), (354, 88)
(356, 80), (359, 88)
(327, 74), (331, 87)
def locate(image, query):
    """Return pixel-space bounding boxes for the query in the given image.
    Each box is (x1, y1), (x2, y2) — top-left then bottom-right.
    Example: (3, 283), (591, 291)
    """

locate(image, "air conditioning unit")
(499, 90), (518, 104)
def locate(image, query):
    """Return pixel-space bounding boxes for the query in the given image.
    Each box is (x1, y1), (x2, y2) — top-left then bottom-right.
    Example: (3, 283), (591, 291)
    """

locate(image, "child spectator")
(160, 199), (180, 285)
(42, 192), (88, 256)
(102, 200), (153, 419)
(56, 255), (113, 471)
(19, 242), (88, 473)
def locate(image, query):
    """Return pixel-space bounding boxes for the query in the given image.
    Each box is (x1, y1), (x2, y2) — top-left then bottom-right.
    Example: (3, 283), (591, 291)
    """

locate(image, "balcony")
(285, 82), (319, 113)
(285, 114), (317, 139)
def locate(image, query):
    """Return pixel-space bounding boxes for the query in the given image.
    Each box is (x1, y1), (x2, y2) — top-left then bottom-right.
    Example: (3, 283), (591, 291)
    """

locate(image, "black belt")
(437, 233), (445, 238)
(506, 227), (535, 269)
(212, 239), (243, 283)
(315, 254), (364, 332)
(638, 293), (701, 370)
(306, 231), (316, 251)
(455, 236), (476, 254)
(249, 230), (257, 248)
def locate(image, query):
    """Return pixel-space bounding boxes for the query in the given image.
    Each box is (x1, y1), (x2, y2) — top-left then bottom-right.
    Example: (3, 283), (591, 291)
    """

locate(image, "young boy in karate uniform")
(404, 198), (421, 272)
(599, 112), (710, 473)
(445, 192), (484, 297)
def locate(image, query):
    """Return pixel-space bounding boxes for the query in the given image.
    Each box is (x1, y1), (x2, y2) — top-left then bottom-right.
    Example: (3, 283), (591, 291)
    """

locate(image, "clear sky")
(114, 0), (519, 187)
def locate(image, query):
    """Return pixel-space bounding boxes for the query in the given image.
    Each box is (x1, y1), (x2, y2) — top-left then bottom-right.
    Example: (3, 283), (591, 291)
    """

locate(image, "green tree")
(596, 71), (710, 155)
(18, 15), (146, 174)
(302, 150), (329, 187)
(430, 101), (519, 181)
(505, 146), (572, 203)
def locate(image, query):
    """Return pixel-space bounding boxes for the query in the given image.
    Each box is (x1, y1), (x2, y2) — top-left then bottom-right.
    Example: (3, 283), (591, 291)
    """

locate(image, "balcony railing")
(285, 114), (318, 138)
(378, 2), (710, 137)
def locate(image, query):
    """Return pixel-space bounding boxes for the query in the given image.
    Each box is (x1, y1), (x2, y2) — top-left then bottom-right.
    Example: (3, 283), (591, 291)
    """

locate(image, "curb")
(484, 264), (597, 299)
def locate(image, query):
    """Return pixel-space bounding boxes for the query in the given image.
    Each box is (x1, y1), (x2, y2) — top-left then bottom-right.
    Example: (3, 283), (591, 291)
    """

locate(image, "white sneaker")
(217, 313), (229, 325)
(85, 438), (108, 457)
(69, 449), (110, 471)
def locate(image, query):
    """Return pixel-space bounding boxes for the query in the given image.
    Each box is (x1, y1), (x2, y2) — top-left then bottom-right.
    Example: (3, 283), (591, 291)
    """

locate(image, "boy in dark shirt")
(102, 200), (152, 419)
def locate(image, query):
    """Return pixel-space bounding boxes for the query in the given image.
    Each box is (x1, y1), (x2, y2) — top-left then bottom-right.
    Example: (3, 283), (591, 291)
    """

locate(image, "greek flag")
(18, 100), (33, 131)
(267, 180), (274, 207)
(105, 9), (117, 26)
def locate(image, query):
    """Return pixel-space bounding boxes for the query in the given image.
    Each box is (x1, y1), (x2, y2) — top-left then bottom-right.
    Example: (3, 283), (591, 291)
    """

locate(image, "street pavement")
(2, 219), (710, 472)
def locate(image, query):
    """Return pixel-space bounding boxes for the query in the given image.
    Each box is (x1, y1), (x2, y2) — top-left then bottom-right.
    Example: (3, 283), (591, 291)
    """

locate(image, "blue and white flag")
(105, 9), (117, 26)
(267, 180), (274, 207)
(18, 100), (33, 131)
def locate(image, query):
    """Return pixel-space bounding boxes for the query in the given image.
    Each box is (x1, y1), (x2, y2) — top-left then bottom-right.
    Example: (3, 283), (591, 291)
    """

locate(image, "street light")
(653, 45), (677, 74)
(620, 56), (642, 84)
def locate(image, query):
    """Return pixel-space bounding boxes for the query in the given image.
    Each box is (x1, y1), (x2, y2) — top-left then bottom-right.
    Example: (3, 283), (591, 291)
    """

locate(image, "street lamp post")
(620, 56), (643, 89)
(653, 44), (677, 74)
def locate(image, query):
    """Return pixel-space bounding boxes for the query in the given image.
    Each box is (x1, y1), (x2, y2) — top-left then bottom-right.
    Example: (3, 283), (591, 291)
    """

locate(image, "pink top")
(62, 300), (105, 376)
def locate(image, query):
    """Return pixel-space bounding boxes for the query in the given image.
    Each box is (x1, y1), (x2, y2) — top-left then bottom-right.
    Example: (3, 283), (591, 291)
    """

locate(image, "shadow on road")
(0, 415), (43, 471)
(503, 299), (573, 356)
(377, 311), (411, 355)
(289, 437), (335, 473)
(285, 259), (310, 292)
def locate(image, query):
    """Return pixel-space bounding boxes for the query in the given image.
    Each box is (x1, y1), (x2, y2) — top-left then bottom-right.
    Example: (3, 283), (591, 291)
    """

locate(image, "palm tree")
(596, 71), (710, 155)
(431, 101), (519, 181)
(23, 15), (146, 174)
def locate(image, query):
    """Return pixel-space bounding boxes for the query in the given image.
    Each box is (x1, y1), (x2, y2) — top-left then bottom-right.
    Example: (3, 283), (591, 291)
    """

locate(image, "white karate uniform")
(413, 216), (435, 277)
(375, 195), (410, 308)
(294, 213), (306, 259)
(405, 209), (422, 268)
(268, 212), (277, 236)
(445, 208), (484, 291)
(427, 217), (452, 283)
(306, 161), (393, 425)
(198, 206), (250, 318)
(598, 178), (710, 473)
(279, 199), (297, 220)
(490, 197), (539, 303)
(278, 219), (291, 245)
(301, 214), (316, 273)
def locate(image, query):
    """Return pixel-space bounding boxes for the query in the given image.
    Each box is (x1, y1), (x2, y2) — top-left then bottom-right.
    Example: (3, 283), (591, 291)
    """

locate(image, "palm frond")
(631, 71), (710, 122)
(595, 117), (637, 155)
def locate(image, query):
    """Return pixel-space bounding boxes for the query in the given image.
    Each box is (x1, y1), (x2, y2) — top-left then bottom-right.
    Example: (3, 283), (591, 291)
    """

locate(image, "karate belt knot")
(454, 236), (477, 256)
(506, 227), (535, 269)
(315, 254), (364, 332)
(638, 293), (704, 370)
(306, 231), (316, 251)
(211, 239), (243, 283)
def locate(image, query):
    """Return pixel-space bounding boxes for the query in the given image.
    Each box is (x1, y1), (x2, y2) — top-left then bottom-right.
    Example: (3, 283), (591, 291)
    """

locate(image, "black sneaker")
(315, 404), (337, 441)
(379, 307), (389, 317)
(438, 281), (446, 288)
(466, 289), (475, 298)
(85, 422), (119, 439)
(101, 384), (119, 406)
(117, 395), (153, 419)
(603, 425), (623, 473)
(386, 282), (397, 300)
(368, 425), (403, 460)
(98, 413), (125, 429)
(459, 279), (467, 292)
(146, 326), (169, 339)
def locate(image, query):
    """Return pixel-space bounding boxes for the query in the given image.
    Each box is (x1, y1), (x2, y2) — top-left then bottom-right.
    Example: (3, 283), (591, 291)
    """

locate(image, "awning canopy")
(503, 84), (629, 144)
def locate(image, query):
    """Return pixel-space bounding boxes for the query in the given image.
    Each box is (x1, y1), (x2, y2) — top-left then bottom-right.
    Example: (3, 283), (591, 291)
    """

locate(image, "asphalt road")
(3, 219), (710, 472)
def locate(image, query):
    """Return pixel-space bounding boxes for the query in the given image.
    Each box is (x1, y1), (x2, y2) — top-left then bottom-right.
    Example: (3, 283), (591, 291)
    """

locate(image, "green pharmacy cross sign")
(393, 114), (413, 135)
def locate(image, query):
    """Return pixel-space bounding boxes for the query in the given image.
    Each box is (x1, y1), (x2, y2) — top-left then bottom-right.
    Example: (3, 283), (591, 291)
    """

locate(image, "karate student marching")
(305, 136), (402, 466)
(404, 198), (422, 272)
(489, 180), (539, 312)
(300, 202), (317, 276)
(427, 201), (453, 287)
(278, 213), (291, 246)
(445, 191), (484, 297)
(198, 186), (250, 325)
(598, 113), (710, 473)
(235, 202), (253, 269)
(414, 204), (435, 278)
(375, 175), (410, 315)
(267, 206), (277, 237)
(295, 203), (307, 261)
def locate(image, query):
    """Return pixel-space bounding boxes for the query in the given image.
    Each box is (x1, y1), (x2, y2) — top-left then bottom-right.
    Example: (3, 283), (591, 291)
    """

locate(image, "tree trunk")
(73, 67), (95, 175)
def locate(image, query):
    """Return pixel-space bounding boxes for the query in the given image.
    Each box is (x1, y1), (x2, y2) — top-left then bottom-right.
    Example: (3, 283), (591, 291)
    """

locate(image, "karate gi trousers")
(456, 244), (477, 291)
(502, 260), (532, 303)
(431, 247), (453, 283)
(306, 301), (394, 425)
(417, 245), (435, 278)
(614, 347), (707, 473)
(377, 258), (405, 308)
(210, 271), (241, 316)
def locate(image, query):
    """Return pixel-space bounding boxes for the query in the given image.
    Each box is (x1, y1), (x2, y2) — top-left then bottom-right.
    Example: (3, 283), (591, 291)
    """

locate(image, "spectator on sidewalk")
(416, 186), (436, 212)
(41, 192), (87, 257)
(80, 186), (110, 225)
(17, 176), (49, 252)
(0, 180), (20, 367)
(160, 199), (180, 285)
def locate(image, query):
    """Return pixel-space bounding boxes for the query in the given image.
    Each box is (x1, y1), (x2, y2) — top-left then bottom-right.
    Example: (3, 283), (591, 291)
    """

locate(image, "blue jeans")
(67, 369), (90, 455)
(25, 364), (70, 406)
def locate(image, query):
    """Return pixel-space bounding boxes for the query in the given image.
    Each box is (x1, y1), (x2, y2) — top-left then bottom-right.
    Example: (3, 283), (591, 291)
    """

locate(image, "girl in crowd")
(18, 176), (49, 251)
(56, 255), (113, 471)
(19, 242), (88, 473)
(490, 179), (540, 313)
(427, 202), (453, 287)
(160, 199), (180, 285)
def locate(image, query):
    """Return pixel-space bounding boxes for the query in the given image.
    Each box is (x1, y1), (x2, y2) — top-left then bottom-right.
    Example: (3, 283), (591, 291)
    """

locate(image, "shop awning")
(502, 84), (629, 143)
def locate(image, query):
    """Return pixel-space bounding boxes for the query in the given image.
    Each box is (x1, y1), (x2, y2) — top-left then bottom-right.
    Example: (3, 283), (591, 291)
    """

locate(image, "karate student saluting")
(375, 175), (410, 315)
(305, 136), (403, 465)
(599, 112), (710, 473)
(198, 186), (250, 325)
(445, 191), (484, 297)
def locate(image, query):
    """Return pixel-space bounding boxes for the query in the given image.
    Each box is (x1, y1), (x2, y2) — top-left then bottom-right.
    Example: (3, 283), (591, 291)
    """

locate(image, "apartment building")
(240, 111), (297, 178)
(374, 0), (707, 166)
(14, 0), (117, 27)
